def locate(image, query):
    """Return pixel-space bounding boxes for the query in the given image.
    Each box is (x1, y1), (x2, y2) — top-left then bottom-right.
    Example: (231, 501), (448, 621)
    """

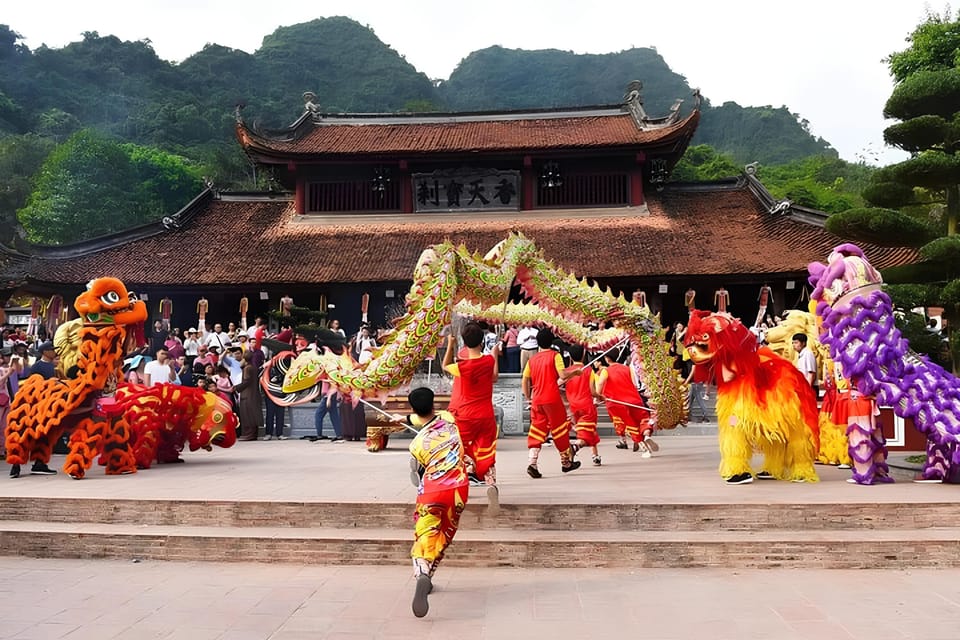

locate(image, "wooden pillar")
(289, 162), (305, 214)
(399, 160), (413, 213)
(295, 177), (305, 214)
(522, 155), (535, 210)
(631, 152), (646, 206)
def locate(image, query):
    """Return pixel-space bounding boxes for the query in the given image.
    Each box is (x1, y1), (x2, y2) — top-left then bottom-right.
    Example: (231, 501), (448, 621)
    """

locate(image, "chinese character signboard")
(413, 169), (520, 212)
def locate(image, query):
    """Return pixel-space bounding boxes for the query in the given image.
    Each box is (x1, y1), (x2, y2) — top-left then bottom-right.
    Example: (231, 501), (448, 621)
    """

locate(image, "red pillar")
(522, 155), (535, 210)
(295, 177), (305, 214)
(400, 160), (413, 213)
(631, 152), (646, 206)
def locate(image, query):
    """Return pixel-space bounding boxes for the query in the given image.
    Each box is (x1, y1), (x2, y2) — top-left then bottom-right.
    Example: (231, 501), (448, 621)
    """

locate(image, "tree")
(825, 10), (960, 368)
(17, 129), (201, 244)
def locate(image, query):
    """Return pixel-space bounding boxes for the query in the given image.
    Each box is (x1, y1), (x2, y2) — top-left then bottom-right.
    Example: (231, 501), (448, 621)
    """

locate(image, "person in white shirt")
(203, 323), (232, 351)
(143, 349), (177, 386)
(516, 325), (539, 373)
(792, 333), (817, 391)
(183, 328), (201, 358)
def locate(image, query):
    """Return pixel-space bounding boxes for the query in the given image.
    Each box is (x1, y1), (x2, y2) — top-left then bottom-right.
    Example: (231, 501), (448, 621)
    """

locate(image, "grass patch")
(904, 455), (926, 464)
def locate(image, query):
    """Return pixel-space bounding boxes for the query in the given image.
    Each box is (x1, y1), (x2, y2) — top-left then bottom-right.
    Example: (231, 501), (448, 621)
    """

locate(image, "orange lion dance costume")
(6, 278), (148, 478)
(684, 310), (819, 484)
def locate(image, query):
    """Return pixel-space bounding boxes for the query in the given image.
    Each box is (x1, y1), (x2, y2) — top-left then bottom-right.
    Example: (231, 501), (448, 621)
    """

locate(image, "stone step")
(2, 520), (958, 569)
(1, 497), (956, 532)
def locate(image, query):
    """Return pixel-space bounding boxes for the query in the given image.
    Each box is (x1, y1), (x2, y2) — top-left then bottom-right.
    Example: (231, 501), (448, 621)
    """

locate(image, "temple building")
(0, 83), (916, 334)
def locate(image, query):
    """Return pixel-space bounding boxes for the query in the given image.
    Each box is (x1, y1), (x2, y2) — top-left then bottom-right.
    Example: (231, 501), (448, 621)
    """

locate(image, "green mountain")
(0, 15), (840, 208)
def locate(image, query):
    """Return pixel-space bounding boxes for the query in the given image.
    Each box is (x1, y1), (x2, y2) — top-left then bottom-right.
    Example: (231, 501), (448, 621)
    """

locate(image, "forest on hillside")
(0, 16), (860, 244)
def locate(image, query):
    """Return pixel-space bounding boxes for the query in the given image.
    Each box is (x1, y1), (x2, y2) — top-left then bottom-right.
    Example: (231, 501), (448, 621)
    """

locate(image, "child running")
(402, 387), (468, 618)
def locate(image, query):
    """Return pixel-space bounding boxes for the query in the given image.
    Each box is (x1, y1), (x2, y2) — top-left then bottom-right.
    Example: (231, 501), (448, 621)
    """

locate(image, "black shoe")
(30, 462), (57, 475)
(412, 574), (432, 618)
(9, 464), (20, 479)
(467, 472), (483, 485)
(726, 472), (754, 485)
(562, 460), (581, 473)
(526, 464), (542, 479)
(592, 456), (602, 466)
(756, 471), (775, 480)
(615, 441), (628, 450)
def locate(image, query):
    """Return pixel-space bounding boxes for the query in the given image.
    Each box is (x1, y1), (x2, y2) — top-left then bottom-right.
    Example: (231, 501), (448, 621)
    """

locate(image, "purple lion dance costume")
(808, 244), (960, 484)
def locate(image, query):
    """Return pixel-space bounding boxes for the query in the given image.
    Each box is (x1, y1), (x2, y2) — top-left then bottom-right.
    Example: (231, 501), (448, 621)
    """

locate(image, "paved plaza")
(1, 558), (959, 639)
(0, 434), (955, 639)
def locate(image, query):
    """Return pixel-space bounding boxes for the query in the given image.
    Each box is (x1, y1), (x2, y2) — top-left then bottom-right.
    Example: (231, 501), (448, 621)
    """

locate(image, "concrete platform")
(0, 435), (956, 570)
(0, 433), (932, 505)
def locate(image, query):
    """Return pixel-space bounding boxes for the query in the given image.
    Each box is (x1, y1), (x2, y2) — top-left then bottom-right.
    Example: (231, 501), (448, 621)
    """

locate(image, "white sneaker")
(486, 485), (499, 515)
(640, 450), (652, 459)
(262, 435), (273, 441)
(277, 435), (288, 441)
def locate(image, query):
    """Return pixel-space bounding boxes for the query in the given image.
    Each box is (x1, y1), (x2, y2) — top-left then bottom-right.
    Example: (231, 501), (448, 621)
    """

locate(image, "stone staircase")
(1, 495), (958, 569)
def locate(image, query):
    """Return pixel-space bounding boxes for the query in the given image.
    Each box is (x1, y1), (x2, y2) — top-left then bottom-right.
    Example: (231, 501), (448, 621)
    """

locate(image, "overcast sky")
(5, 0), (945, 165)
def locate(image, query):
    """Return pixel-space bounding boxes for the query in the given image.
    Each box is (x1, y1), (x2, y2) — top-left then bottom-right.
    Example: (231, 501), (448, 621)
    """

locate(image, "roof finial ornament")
(302, 91), (321, 115)
(623, 80), (649, 123)
(770, 199), (793, 215)
(234, 102), (246, 123)
(623, 80), (643, 105)
(744, 162), (759, 176)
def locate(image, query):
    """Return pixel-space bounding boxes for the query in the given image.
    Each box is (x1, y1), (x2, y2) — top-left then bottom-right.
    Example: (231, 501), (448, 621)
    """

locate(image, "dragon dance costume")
(409, 410), (467, 617)
(523, 349), (579, 476)
(598, 362), (654, 452)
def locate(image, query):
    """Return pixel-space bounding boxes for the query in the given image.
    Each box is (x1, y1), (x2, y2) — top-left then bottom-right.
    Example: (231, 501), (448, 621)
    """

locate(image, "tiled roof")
(13, 184), (917, 287)
(239, 111), (700, 157)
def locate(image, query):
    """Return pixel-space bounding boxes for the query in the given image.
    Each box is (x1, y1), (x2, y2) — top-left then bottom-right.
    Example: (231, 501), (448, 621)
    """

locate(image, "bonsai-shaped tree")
(825, 10), (960, 371)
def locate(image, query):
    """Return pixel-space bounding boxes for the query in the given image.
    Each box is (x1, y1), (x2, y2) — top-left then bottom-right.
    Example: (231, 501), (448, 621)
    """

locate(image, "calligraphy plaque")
(413, 169), (520, 213)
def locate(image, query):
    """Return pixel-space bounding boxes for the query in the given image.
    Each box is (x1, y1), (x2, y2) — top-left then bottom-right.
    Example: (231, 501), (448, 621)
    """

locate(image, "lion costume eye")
(212, 412), (223, 424)
(100, 291), (121, 305)
(701, 333), (709, 341)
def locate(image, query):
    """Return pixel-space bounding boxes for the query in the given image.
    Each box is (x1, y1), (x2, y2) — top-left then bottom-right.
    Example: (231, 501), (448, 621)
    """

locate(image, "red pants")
(606, 402), (650, 443)
(412, 487), (466, 573)
(528, 401), (572, 452)
(456, 414), (498, 478)
(571, 404), (599, 446)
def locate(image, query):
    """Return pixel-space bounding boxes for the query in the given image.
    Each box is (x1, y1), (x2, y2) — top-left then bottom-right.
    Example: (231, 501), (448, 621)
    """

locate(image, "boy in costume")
(442, 322), (500, 511)
(403, 387), (468, 618)
(597, 350), (657, 457)
(564, 344), (602, 466)
(522, 328), (582, 477)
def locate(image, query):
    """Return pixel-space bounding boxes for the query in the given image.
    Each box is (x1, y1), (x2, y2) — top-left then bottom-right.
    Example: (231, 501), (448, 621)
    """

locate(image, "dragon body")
(685, 310), (819, 483)
(809, 244), (960, 483)
(279, 233), (686, 429)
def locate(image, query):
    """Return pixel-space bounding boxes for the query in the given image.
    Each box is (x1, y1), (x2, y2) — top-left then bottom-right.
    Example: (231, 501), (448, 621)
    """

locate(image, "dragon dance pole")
(602, 397), (654, 412)
(580, 336), (630, 372)
(356, 397), (420, 434)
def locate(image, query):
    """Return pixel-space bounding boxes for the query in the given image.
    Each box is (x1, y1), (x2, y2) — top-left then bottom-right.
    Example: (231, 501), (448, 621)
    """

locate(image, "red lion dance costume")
(684, 310), (819, 484)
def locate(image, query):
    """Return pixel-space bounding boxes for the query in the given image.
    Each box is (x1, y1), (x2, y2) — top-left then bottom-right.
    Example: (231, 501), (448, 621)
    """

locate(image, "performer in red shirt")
(521, 328), (582, 478)
(564, 343), (601, 466)
(442, 322), (500, 512)
(597, 351), (658, 457)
